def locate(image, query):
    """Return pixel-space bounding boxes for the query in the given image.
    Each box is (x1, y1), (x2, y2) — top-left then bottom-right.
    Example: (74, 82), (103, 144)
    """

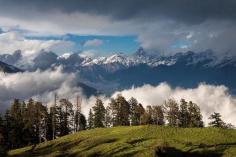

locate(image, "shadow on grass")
(8, 139), (85, 157)
(9, 139), (236, 157)
(155, 147), (226, 157)
(126, 137), (149, 145)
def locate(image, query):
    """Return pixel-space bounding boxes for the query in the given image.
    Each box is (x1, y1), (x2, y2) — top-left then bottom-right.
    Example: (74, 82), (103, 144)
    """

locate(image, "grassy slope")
(8, 125), (236, 157)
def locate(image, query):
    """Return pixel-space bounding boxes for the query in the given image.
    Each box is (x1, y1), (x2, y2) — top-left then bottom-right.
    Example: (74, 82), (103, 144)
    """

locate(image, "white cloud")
(0, 31), (75, 59)
(0, 67), (81, 110)
(112, 83), (236, 126)
(0, 67), (236, 126)
(138, 20), (236, 57)
(82, 39), (103, 47)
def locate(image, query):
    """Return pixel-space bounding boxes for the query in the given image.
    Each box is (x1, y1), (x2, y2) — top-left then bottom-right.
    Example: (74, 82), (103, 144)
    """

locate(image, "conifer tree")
(152, 105), (165, 125)
(164, 99), (179, 127)
(115, 95), (130, 126)
(140, 111), (152, 125)
(8, 99), (25, 148)
(34, 101), (48, 143)
(0, 115), (6, 156)
(77, 113), (87, 130)
(3, 110), (11, 148)
(179, 99), (189, 127)
(129, 97), (141, 126)
(105, 106), (112, 127)
(88, 109), (94, 129)
(109, 98), (119, 126)
(188, 101), (204, 127)
(48, 105), (61, 140)
(208, 112), (225, 128)
(92, 98), (105, 128)
(137, 103), (145, 125)
(59, 99), (74, 136)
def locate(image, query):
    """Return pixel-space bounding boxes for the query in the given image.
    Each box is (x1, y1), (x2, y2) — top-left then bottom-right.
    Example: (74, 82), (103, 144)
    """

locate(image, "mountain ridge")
(1, 49), (236, 95)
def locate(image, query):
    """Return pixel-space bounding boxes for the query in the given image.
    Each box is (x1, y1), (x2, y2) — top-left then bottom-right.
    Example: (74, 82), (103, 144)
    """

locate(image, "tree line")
(0, 94), (233, 155)
(0, 97), (86, 155)
(88, 95), (232, 129)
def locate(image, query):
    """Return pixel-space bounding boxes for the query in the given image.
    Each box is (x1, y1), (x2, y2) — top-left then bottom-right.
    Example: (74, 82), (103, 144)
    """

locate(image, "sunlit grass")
(8, 125), (236, 157)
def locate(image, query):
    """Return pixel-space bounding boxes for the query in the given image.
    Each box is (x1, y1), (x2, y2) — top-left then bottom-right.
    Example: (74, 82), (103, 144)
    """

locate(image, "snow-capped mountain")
(1, 48), (236, 95)
(0, 48), (229, 71)
(80, 48), (177, 68)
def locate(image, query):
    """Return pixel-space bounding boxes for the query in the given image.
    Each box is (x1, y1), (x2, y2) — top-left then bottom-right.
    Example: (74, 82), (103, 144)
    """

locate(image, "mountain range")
(1, 48), (236, 95)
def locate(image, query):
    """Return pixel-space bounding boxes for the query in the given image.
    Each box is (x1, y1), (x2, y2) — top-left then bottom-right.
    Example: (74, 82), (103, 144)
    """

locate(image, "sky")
(0, 0), (236, 57)
(26, 34), (139, 56)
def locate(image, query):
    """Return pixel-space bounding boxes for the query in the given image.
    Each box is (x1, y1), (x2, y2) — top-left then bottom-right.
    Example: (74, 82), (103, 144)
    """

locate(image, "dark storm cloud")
(0, 0), (236, 25)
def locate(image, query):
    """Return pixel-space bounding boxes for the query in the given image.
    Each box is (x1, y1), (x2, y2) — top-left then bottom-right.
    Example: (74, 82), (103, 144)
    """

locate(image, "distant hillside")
(8, 126), (236, 157)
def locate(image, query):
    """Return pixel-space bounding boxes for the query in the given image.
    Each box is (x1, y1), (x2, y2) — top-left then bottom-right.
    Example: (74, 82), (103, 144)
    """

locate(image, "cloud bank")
(0, 68), (236, 126)
(113, 83), (236, 126)
(0, 67), (83, 111)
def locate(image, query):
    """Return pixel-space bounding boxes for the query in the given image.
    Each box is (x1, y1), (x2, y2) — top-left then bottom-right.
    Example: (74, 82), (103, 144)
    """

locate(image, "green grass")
(8, 125), (236, 157)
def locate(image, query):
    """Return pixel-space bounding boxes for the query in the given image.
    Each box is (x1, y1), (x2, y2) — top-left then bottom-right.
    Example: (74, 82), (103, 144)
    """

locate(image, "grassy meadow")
(8, 125), (236, 157)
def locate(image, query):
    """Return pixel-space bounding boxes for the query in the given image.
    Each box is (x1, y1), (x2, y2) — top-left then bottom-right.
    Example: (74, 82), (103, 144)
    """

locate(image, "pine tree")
(34, 101), (48, 143)
(3, 110), (11, 148)
(88, 109), (94, 129)
(129, 97), (141, 126)
(92, 98), (105, 128)
(24, 98), (37, 144)
(188, 101), (204, 127)
(74, 96), (82, 132)
(152, 105), (165, 125)
(208, 112), (225, 128)
(108, 98), (119, 126)
(164, 99), (179, 127)
(115, 95), (130, 126)
(74, 112), (83, 131)
(137, 103), (145, 125)
(140, 111), (152, 125)
(0, 115), (6, 156)
(77, 113), (87, 130)
(59, 99), (74, 136)
(179, 99), (189, 127)
(46, 107), (54, 140)
(105, 106), (112, 127)
(48, 105), (61, 140)
(8, 99), (25, 148)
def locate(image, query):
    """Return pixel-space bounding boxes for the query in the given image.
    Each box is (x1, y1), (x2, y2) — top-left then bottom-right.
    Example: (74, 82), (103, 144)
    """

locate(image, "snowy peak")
(105, 54), (126, 63)
(0, 48), (236, 72)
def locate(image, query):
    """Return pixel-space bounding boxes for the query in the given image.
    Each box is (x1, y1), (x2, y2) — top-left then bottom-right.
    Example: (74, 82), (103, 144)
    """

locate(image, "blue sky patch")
(26, 34), (140, 56)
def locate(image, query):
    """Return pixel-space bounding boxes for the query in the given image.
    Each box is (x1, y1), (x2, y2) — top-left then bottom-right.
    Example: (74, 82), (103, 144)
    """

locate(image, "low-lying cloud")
(0, 68), (236, 126)
(0, 67), (83, 111)
(113, 83), (236, 126)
